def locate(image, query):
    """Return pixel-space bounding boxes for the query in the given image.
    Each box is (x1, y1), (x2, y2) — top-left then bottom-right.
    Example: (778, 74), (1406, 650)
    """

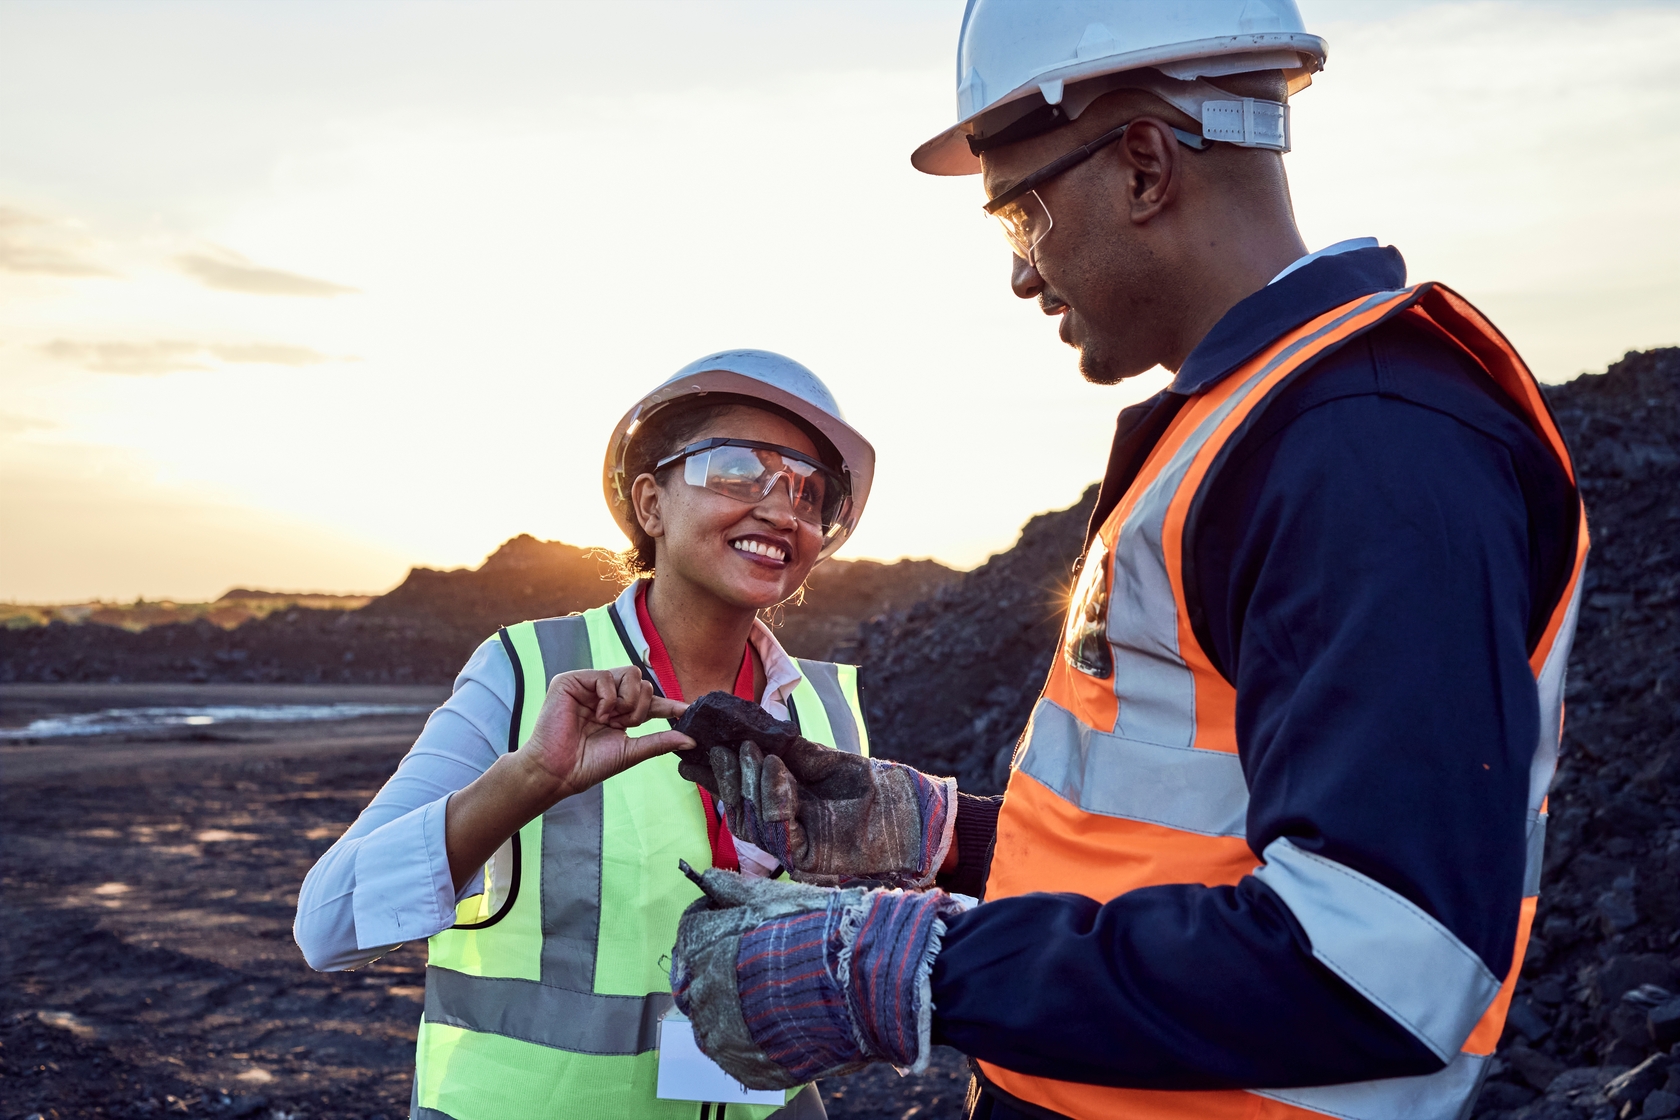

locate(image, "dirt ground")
(0, 684), (970, 1120)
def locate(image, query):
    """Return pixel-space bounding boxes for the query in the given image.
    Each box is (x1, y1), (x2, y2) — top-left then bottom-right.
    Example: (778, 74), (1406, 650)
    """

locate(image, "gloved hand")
(669, 861), (966, 1089)
(673, 692), (957, 888)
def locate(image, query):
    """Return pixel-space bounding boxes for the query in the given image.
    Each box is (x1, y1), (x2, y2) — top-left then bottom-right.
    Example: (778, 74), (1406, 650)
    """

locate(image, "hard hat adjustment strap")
(1200, 99), (1290, 152)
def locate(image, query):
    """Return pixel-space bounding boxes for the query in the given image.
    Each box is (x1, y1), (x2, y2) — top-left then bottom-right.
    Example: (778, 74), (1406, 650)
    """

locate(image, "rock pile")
(852, 486), (1097, 794)
(1481, 347), (1680, 1120)
(855, 348), (1679, 1118)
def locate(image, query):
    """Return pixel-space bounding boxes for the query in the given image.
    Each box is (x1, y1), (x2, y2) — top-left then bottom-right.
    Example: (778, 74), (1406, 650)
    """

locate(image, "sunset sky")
(3, 0), (1676, 602)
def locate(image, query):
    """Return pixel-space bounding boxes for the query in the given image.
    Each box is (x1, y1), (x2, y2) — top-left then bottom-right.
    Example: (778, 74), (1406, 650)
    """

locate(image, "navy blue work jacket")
(931, 246), (1579, 1102)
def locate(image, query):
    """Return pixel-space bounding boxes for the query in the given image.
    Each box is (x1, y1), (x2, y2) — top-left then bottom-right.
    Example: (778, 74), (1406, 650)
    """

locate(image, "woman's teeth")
(732, 539), (786, 562)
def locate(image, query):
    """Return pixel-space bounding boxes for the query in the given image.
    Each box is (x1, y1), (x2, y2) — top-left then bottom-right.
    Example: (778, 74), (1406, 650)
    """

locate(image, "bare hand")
(521, 667), (694, 799)
(445, 667), (692, 889)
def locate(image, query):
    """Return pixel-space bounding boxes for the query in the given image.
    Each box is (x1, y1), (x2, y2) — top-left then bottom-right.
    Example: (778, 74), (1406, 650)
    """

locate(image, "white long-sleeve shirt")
(292, 581), (808, 972)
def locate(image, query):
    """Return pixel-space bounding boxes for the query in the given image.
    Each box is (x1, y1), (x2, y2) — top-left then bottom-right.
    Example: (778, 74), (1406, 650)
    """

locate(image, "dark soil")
(0, 729), (431, 1120)
(0, 694), (971, 1120)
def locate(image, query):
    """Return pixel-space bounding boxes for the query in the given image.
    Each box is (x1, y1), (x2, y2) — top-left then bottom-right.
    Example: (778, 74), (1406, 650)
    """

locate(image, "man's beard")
(1072, 322), (1152, 385)
(1052, 289), (1153, 386)
(1077, 342), (1134, 385)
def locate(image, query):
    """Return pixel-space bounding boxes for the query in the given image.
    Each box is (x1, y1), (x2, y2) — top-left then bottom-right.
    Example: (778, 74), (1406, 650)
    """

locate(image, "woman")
(294, 350), (876, 1120)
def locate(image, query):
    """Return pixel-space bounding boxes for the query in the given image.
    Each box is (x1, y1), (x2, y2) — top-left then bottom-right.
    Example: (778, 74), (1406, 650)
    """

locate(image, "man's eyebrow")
(983, 175), (1019, 205)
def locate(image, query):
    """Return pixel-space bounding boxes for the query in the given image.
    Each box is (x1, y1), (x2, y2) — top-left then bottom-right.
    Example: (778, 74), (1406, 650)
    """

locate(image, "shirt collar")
(1170, 241), (1408, 396)
(1268, 236), (1380, 285)
(610, 581), (805, 718)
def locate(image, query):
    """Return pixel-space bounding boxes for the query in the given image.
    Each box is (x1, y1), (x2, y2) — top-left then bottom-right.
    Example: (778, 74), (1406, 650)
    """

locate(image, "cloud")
(0, 413), (56, 436)
(41, 339), (208, 374)
(41, 339), (332, 375)
(177, 250), (357, 296)
(0, 205), (116, 277)
(207, 343), (330, 366)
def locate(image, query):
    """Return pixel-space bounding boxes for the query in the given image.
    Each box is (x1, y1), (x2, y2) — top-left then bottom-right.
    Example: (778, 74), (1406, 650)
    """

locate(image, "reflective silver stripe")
(414, 1109), (452, 1120)
(425, 965), (672, 1056)
(1253, 838), (1500, 1061)
(539, 783), (602, 990)
(1103, 291), (1410, 748)
(531, 616), (605, 992)
(1524, 813), (1547, 899)
(797, 660), (864, 756)
(533, 614), (591, 690)
(1529, 576), (1580, 814)
(1018, 698), (1249, 836)
(1254, 1050), (1489, 1120)
(1518, 564), (1580, 904)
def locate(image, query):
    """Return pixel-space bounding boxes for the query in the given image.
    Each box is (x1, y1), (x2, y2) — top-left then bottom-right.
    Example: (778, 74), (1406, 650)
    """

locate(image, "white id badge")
(655, 1007), (784, 1106)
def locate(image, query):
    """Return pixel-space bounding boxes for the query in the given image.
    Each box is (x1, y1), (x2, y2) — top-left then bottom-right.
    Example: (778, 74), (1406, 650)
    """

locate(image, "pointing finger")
(649, 697), (688, 722)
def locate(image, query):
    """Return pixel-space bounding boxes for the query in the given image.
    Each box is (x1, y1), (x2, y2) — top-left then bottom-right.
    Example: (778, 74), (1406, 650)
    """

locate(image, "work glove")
(669, 861), (966, 1089)
(673, 692), (957, 889)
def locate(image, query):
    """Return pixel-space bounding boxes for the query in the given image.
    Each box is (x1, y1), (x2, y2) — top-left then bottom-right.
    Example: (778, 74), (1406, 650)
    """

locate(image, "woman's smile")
(729, 533), (791, 567)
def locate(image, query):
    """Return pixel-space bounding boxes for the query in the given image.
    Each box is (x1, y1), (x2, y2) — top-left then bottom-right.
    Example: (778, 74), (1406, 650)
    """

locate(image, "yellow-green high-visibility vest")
(413, 600), (870, 1120)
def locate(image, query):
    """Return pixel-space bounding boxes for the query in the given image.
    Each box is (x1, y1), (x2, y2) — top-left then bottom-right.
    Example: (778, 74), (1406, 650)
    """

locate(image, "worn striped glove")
(669, 862), (964, 1090)
(674, 692), (957, 888)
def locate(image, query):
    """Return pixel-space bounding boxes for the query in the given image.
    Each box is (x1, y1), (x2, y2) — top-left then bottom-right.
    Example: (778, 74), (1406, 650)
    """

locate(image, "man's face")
(980, 120), (1172, 385)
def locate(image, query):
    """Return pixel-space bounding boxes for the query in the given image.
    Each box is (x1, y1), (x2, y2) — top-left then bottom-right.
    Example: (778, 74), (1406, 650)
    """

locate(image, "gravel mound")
(855, 348), (1680, 1117)
(1486, 347), (1680, 1120)
(852, 486), (1097, 794)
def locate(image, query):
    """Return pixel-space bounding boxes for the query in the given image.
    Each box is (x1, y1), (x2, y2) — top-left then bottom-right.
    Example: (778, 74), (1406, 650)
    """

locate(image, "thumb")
(624, 729), (694, 762)
(760, 753), (800, 825)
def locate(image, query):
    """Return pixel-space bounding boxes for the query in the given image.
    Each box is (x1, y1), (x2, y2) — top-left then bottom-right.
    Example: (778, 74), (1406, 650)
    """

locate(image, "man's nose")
(1011, 253), (1044, 300)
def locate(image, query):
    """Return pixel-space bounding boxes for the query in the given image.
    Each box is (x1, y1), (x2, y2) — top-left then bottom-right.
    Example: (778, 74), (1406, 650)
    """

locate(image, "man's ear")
(631, 473), (666, 540)
(1113, 117), (1180, 225)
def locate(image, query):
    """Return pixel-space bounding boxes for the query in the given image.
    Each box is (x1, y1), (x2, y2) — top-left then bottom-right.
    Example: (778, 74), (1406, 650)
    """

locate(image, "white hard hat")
(603, 349), (876, 560)
(913, 0), (1328, 176)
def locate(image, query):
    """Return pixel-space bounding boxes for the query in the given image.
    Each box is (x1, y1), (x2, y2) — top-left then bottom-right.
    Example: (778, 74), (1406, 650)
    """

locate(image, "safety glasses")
(656, 438), (851, 537)
(982, 119), (1207, 263)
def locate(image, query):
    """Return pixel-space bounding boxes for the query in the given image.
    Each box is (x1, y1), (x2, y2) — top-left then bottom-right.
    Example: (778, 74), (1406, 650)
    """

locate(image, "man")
(668, 3), (1587, 1119)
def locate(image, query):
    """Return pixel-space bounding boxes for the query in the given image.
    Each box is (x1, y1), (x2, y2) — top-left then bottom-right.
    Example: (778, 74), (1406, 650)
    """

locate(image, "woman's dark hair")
(613, 393), (840, 582)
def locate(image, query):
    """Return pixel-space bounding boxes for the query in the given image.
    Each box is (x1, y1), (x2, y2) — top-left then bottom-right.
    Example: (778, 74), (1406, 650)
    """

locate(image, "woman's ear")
(631, 473), (666, 540)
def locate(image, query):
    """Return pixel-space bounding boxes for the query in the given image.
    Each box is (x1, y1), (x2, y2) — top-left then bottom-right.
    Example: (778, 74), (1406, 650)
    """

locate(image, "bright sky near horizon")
(2, 0), (1677, 603)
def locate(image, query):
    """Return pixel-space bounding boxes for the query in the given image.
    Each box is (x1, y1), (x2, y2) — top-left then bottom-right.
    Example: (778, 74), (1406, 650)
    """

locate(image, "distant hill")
(1, 592), (373, 633)
(361, 533), (959, 661)
(0, 537), (959, 683)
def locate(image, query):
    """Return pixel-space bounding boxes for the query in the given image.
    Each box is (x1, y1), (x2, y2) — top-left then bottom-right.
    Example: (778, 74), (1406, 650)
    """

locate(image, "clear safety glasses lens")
(992, 189), (1052, 262)
(681, 444), (848, 533)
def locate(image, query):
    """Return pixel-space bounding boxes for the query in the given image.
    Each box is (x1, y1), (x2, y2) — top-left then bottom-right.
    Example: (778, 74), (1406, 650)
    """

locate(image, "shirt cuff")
(351, 794), (459, 949)
(937, 793), (1003, 899)
(734, 836), (781, 879)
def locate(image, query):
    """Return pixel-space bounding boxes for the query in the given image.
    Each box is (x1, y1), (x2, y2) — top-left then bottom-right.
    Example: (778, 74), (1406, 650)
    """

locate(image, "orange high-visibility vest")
(980, 284), (1587, 1120)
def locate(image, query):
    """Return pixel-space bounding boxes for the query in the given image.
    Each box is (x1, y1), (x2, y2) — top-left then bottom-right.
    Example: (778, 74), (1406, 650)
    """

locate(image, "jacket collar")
(609, 580), (804, 719)
(1169, 245), (1409, 396)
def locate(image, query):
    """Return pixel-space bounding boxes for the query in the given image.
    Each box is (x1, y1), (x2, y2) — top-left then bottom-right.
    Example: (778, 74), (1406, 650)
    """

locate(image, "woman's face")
(632, 405), (830, 611)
